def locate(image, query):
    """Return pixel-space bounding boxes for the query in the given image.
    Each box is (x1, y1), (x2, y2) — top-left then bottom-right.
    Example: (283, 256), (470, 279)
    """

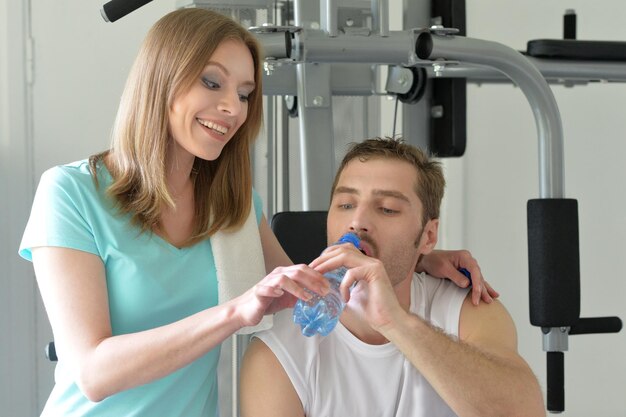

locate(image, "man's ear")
(418, 219), (439, 254)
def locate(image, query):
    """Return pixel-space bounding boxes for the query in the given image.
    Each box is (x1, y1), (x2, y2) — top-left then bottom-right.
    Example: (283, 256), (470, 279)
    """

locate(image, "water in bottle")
(293, 232), (361, 337)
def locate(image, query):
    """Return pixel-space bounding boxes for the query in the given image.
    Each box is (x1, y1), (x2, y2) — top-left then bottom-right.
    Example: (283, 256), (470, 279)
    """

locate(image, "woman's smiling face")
(168, 39), (256, 163)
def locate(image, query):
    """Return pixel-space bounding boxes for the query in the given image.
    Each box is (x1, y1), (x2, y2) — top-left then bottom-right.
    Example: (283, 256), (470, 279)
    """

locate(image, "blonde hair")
(90, 8), (263, 245)
(331, 137), (445, 225)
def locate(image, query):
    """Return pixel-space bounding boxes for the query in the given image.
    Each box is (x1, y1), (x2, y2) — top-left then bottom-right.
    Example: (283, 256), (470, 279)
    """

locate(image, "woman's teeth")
(197, 118), (228, 135)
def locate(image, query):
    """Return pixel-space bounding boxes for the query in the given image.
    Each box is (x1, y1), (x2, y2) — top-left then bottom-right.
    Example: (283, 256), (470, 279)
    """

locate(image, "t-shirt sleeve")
(252, 310), (314, 410)
(429, 279), (470, 337)
(18, 166), (99, 261)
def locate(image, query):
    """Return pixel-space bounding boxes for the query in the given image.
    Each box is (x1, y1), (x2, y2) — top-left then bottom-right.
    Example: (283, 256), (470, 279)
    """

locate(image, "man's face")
(327, 157), (437, 286)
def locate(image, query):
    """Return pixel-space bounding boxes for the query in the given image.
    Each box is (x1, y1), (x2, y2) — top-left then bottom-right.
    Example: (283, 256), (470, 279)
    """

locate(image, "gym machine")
(91, 0), (625, 413)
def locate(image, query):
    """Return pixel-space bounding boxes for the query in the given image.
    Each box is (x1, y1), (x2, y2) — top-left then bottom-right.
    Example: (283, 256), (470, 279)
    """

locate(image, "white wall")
(1, 0), (38, 415)
(1, 0), (625, 416)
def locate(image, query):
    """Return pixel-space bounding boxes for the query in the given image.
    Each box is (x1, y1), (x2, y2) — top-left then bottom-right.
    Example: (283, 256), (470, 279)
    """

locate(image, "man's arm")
(320, 248), (545, 417)
(240, 337), (305, 417)
(382, 295), (545, 417)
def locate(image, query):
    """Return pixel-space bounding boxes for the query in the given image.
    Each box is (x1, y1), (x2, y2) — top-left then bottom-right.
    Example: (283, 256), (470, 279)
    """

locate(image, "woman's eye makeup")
(200, 70), (254, 102)
(202, 76), (220, 89)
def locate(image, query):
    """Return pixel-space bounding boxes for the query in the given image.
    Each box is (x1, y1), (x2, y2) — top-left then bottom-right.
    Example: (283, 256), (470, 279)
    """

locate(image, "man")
(240, 138), (545, 417)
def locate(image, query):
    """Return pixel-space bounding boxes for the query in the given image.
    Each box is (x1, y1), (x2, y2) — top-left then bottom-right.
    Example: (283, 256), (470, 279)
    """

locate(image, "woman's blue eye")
(239, 94), (250, 102)
(202, 78), (220, 89)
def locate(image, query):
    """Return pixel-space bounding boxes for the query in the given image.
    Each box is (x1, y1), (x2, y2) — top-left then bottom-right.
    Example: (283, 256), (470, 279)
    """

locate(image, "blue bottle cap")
(337, 232), (361, 248)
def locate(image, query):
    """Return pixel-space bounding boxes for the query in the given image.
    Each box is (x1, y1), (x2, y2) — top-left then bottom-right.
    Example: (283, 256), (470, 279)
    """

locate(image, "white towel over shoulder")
(211, 201), (273, 334)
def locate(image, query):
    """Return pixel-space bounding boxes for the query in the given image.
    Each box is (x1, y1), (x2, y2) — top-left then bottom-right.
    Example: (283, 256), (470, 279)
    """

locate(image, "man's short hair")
(331, 137), (445, 225)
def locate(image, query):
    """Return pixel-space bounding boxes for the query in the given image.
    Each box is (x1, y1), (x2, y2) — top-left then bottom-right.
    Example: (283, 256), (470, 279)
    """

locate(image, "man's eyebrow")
(333, 186), (359, 195)
(372, 189), (411, 203)
(334, 186), (410, 203)
(205, 61), (256, 89)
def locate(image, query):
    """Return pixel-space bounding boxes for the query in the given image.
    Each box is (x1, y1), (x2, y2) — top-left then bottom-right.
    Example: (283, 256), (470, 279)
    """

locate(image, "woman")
(19, 8), (494, 416)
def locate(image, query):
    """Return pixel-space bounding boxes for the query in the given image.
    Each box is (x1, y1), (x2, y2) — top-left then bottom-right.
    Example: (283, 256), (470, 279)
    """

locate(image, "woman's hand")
(417, 250), (499, 306)
(234, 264), (330, 328)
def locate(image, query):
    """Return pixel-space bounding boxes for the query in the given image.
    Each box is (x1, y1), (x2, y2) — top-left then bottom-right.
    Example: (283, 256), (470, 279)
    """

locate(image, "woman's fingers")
(483, 280), (500, 300)
(446, 267), (472, 289)
(254, 284), (285, 298)
(262, 265), (329, 301)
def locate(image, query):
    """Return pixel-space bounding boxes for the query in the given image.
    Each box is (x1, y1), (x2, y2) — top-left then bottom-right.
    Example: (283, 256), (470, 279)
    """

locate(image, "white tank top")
(254, 272), (469, 417)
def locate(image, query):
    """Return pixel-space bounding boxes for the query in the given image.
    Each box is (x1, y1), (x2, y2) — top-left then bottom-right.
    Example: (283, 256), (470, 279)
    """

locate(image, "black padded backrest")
(526, 39), (626, 61)
(271, 211), (328, 265)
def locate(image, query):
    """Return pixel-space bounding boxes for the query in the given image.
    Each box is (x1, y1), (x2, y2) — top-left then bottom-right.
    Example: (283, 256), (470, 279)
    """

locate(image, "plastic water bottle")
(293, 232), (361, 337)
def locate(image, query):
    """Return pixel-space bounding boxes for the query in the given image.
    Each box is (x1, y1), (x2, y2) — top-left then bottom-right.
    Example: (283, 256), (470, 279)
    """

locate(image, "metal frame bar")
(416, 32), (565, 199)
(426, 58), (626, 83)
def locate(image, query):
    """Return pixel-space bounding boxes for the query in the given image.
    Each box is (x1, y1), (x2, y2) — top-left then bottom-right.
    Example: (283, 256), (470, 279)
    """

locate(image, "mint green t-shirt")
(19, 160), (263, 417)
